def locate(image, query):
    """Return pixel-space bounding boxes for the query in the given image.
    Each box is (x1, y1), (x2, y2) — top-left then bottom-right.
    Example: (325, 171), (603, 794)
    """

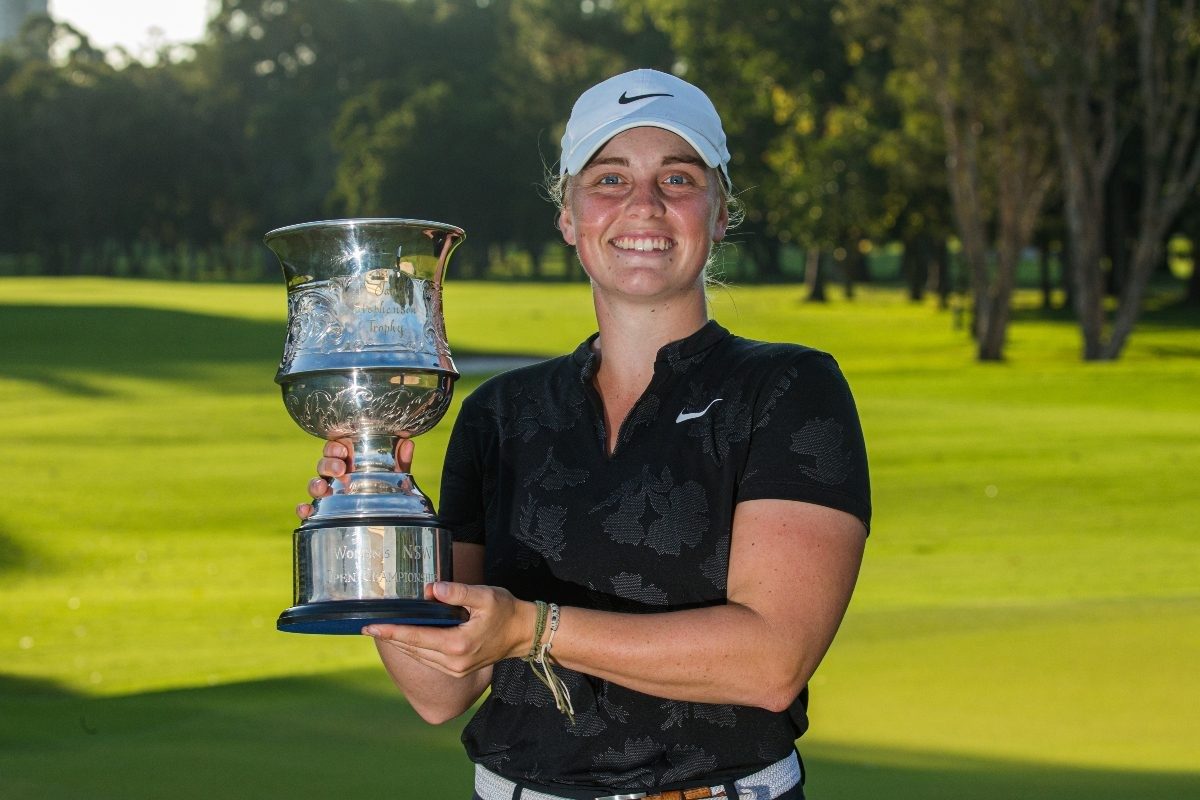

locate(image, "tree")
(492, 0), (676, 278)
(1017, 0), (1200, 359)
(1111, 0), (1200, 350)
(0, 14), (231, 275)
(625, 0), (857, 280)
(881, 0), (1055, 360)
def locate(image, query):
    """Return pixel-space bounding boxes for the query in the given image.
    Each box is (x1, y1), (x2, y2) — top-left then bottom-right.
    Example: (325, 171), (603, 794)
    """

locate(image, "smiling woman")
(301, 68), (872, 800)
(559, 127), (729, 310)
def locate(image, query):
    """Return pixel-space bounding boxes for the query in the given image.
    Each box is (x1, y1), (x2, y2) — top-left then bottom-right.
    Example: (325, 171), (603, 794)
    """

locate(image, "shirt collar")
(571, 320), (730, 381)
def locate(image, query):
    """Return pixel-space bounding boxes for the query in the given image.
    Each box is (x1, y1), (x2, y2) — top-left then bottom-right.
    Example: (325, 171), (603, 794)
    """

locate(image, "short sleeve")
(438, 395), (489, 545)
(737, 352), (871, 530)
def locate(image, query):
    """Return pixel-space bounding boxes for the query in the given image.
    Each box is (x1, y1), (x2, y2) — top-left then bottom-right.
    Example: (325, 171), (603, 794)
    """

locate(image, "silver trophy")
(264, 218), (468, 634)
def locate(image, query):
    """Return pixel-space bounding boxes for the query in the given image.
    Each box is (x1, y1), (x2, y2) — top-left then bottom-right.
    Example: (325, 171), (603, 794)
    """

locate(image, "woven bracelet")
(524, 600), (548, 662)
(525, 601), (574, 724)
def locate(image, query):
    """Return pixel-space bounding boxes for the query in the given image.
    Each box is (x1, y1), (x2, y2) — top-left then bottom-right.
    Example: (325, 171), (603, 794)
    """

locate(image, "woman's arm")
(369, 498), (866, 712)
(372, 542), (493, 724)
(552, 499), (865, 710)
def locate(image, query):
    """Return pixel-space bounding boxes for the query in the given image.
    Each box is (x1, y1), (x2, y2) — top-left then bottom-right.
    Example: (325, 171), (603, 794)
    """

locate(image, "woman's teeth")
(613, 237), (673, 252)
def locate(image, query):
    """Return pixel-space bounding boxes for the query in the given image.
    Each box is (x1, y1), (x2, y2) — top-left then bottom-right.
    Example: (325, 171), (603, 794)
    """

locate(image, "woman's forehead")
(588, 127), (703, 166)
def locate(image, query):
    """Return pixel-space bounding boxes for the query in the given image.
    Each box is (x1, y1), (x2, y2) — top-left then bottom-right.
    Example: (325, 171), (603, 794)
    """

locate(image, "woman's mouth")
(611, 236), (674, 252)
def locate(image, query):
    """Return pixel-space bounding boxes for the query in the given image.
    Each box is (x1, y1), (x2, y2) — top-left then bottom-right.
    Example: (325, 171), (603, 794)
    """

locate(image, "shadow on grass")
(1, 671), (1195, 800)
(802, 741), (1198, 799)
(0, 303), (544, 397)
(1008, 296), (1200, 330)
(0, 304), (281, 395)
(0, 524), (44, 576)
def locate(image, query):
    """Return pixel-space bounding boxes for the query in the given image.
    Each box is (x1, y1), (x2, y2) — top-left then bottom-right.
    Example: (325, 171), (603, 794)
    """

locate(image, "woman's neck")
(586, 289), (707, 454)
(590, 289), (708, 389)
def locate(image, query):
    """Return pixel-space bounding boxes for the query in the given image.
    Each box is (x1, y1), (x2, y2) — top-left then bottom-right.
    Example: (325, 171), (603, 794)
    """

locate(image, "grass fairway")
(1, 276), (1197, 799)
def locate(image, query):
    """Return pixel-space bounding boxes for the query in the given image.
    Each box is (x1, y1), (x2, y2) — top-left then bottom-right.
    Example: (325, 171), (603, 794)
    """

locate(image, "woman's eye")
(665, 174), (690, 185)
(599, 174), (622, 185)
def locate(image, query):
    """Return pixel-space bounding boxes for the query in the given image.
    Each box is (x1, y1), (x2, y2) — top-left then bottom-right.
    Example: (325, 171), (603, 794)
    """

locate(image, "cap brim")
(562, 117), (729, 183)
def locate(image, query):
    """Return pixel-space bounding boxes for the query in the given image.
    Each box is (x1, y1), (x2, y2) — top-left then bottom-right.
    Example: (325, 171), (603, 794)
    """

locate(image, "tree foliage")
(0, 0), (1195, 359)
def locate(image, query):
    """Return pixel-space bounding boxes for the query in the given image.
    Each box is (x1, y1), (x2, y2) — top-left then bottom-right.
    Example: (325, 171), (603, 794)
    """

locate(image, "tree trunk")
(1103, 233), (1164, 358)
(1098, 0), (1200, 356)
(934, 86), (989, 340)
(1064, 180), (1109, 360)
(1187, 251), (1200, 305)
(1105, 173), (1130, 297)
(932, 238), (951, 309)
(842, 238), (865, 300)
(1015, 0), (1122, 359)
(979, 238), (1019, 361)
(526, 241), (544, 280)
(1038, 234), (1054, 310)
(1059, 232), (1074, 311)
(903, 233), (928, 301)
(804, 248), (827, 302)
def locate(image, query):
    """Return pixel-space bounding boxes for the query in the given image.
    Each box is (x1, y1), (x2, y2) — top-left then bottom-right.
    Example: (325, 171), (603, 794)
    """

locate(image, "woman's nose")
(624, 180), (666, 216)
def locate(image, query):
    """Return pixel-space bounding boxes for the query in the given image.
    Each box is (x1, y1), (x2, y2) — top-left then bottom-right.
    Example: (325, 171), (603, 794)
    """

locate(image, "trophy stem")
(353, 433), (400, 473)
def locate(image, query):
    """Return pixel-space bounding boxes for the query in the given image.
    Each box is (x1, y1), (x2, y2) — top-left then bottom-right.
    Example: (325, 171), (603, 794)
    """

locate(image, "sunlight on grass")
(1, 277), (1197, 797)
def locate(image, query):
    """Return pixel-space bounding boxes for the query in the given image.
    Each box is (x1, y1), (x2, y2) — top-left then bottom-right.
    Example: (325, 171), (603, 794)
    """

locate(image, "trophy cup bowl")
(264, 218), (469, 634)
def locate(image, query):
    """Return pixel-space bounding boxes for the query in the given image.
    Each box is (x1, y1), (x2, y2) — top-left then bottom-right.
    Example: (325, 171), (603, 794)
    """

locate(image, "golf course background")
(1, 276), (1197, 798)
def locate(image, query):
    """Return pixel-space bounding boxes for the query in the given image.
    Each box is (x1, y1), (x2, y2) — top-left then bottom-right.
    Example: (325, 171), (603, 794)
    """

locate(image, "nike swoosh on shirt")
(675, 399), (723, 423)
(618, 91), (675, 104)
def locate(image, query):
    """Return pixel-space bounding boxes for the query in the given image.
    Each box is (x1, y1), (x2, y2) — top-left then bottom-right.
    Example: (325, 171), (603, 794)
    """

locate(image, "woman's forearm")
(375, 639), (491, 724)
(547, 603), (815, 711)
(543, 502), (866, 711)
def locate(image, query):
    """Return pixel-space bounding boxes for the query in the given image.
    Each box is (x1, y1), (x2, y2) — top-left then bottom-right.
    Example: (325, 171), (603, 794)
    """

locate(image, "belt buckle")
(599, 790), (725, 800)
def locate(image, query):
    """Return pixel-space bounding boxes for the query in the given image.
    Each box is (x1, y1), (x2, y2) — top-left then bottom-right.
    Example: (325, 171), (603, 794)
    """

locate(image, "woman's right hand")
(295, 438), (415, 520)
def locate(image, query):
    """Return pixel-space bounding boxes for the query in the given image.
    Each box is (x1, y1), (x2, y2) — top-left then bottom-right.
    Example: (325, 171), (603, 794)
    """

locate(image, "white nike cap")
(559, 68), (731, 185)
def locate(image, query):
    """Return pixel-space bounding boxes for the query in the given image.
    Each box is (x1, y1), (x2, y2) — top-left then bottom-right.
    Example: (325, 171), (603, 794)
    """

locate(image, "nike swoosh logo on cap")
(675, 399), (723, 423)
(618, 91), (674, 104)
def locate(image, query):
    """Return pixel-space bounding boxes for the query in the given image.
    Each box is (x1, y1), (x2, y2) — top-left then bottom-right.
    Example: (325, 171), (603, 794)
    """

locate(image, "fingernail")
(362, 626), (378, 637)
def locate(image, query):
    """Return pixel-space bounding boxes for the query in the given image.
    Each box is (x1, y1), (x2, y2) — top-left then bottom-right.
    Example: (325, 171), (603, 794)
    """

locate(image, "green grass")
(1, 276), (1198, 798)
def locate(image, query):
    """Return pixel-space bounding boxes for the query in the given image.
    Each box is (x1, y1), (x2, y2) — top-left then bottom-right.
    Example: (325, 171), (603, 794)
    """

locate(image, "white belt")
(474, 750), (800, 800)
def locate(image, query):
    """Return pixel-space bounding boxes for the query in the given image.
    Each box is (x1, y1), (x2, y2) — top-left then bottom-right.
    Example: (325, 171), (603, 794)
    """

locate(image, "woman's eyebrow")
(584, 156), (630, 169)
(662, 154), (705, 167)
(583, 153), (705, 170)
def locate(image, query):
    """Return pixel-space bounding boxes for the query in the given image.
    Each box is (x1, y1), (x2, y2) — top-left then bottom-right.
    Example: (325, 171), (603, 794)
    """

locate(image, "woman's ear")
(712, 197), (729, 243)
(558, 208), (576, 246)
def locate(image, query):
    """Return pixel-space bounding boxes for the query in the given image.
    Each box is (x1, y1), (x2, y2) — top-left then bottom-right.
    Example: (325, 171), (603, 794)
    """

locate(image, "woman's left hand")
(363, 582), (535, 678)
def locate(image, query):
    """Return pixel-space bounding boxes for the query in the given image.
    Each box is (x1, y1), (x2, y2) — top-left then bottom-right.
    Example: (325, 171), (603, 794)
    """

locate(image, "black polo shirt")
(439, 320), (870, 792)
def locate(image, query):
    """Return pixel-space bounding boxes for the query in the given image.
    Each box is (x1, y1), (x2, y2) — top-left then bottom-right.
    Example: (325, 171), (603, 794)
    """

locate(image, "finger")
(395, 438), (415, 473)
(322, 440), (349, 459)
(372, 634), (454, 672)
(365, 623), (458, 660)
(388, 642), (473, 678)
(430, 581), (477, 609)
(296, 502), (313, 520)
(307, 477), (331, 499)
(316, 457), (346, 479)
(321, 438), (355, 473)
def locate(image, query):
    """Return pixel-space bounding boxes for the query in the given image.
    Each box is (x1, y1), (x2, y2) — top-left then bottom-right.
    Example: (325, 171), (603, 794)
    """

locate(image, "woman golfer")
(301, 68), (871, 800)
